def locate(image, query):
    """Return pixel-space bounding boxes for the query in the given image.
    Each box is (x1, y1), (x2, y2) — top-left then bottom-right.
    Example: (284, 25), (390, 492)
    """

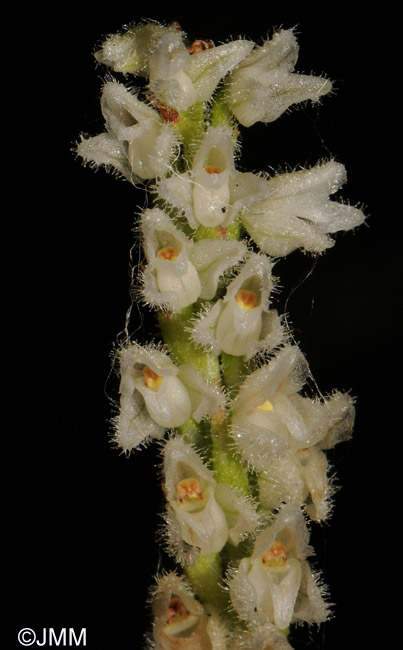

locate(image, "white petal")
(149, 32), (197, 110)
(214, 483), (260, 544)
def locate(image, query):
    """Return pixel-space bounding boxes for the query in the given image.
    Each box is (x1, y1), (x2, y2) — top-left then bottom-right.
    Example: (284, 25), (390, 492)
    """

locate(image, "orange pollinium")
(142, 365), (164, 390)
(235, 289), (258, 310)
(157, 246), (179, 262)
(261, 541), (288, 568)
(177, 478), (203, 504)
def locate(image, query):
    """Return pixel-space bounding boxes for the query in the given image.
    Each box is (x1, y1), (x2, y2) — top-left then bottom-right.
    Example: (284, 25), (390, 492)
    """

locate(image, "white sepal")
(230, 623), (294, 650)
(94, 23), (176, 76)
(152, 572), (228, 650)
(148, 33), (254, 111)
(185, 40), (254, 102)
(77, 81), (178, 181)
(189, 239), (249, 300)
(149, 32), (197, 111)
(241, 161), (366, 256)
(140, 208), (201, 312)
(258, 447), (332, 522)
(226, 29), (332, 127)
(177, 363), (226, 422)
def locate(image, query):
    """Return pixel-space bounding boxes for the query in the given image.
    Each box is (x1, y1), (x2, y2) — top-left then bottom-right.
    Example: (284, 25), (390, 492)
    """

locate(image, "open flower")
(191, 253), (285, 359)
(140, 208), (202, 311)
(114, 343), (225, 452)
(231, 344), (326, 464)
(228, 505), (329, 631)
(76, 81), (179, 181)
(240, 161), (365, 256)
(157, 126), (269, 229)
(152, 572), (228, 650)
(163, 437), (259, 563)
(225, 29), (332, 127)
(148, 31), (254, 111)
(140, 208), (249, 311)
(257, 390), (354, 521)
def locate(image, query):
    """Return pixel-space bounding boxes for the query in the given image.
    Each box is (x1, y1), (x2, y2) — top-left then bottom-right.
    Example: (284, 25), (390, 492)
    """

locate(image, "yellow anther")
(177, 478), (203, 504)
(235, 289), (258, 311)
(203, 165), (222, 174)
(261, 541), (288, 569)
(156, 246), (179, 262)
(142, 365), (163, 391)
(258, 399), (274, 412)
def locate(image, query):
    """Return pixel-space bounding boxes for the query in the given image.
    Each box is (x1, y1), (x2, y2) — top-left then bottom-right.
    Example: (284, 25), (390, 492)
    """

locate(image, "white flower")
(157, 126), (269, 229)
(231, 347), (355, 520)
(152, 572), (228, 650)
(191, 254), (285, 359)
(114, 343), (225, 452)
(225, 29), (332, 127)
(76, 81), (179, 181)
(230, 623), (293, 650)
(230, 344), (327, 465)
(228, 505), (329, 630)
(148, 31), (254, 111)
(163, 437), (259, 562)
(256, 390), (355, 521)
(240, 161), (365, 256)
(140, 208), (202, 312)
(140, 208), (249, 311)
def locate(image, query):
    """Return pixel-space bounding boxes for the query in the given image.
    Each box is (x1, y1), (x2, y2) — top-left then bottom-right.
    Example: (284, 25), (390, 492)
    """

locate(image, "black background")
(4, 6), (400, 649)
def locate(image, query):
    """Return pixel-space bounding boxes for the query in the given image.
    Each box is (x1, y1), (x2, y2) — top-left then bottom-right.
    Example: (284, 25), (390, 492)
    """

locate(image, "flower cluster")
(77, 19), (364, 650)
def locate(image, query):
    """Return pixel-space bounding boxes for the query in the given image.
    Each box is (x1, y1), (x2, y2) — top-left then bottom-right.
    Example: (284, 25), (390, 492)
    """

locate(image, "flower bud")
(94, 23), (175, 76)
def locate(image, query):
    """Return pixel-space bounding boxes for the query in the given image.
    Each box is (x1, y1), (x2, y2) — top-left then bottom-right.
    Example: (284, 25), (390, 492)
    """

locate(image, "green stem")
(184, 553), (228, 613)
(177, 102), (206, 167)
(210, 415), (250, 496)
(158, 306), (220, 382)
